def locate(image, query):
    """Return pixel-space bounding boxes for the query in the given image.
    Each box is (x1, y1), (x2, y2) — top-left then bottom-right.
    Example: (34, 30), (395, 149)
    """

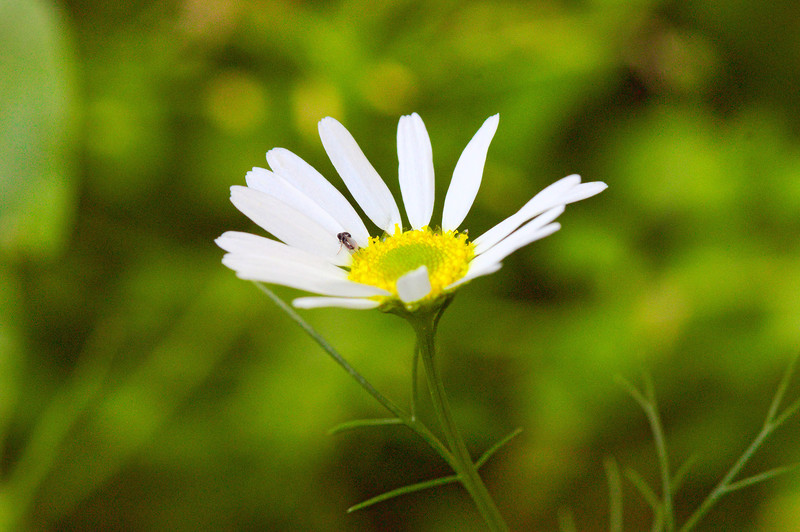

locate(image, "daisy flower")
(216, 113), (606, 312)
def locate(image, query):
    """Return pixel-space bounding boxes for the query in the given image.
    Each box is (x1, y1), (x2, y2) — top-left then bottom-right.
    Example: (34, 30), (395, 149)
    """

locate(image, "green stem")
(679, 425), (765, 531)
(642, 376), (673, 532)
(411, 340), (420, 421)
(254, 283), (458, 471)
(618, 375), (674, 531)
(679, 355), (800, 532)
(411, 312), (509, 532)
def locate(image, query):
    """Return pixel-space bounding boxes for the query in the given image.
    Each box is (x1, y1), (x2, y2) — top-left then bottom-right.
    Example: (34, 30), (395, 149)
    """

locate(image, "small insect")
(337, 232), (359, 254)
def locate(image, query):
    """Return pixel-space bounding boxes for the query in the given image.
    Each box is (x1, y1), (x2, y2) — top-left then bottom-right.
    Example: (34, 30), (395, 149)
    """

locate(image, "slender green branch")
(616, 356), (800, 532)
(678, 416), (767, 531)
(348, 474), (459, 512)
(651, 508), (665, 532)
(725, 463), (800, 492)
(671, 453), (699, 493)
(604, 458), (623, 532)
(642, 375), (673, 532)
(255, 285), (512, 528)
(432, 295), (453, 334)
(624, 468), (660, 514)
(773, 397), (800, 427)
(618, 375), (673, 531)
(558, 508), (577, 532)
(679, 355), (800, 531)
(765, 354), (798, 422)
(475, 428), (523, 469)
(253, 283), (457, 472)
(411, 340), (420, 421)
(255, 283), (402, 415)
(327, 418), (402, 435)
(411, 312), (509, 531)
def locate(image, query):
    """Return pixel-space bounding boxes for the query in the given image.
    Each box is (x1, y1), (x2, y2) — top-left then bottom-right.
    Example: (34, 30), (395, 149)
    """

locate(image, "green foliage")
(609, 357), (800, 531)
(0, 0), (78, 259)
(3, 0), (800, 529)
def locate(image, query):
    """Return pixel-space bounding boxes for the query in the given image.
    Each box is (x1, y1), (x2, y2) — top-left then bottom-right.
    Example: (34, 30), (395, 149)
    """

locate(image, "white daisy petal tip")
(563, 180), (608, 204)
(215, 231), (250, 253)
(441, 113), (501, 231)
(397, 112), (434, 229)
(265, 147), (285, 165)
(318, 115), (402, 232)
(584, 180), (609, 195)
(396, 265), (432, 304)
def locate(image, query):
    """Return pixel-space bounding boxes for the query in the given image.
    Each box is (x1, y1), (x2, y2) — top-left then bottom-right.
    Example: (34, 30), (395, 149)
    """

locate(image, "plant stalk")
(412, 313), (509, 532)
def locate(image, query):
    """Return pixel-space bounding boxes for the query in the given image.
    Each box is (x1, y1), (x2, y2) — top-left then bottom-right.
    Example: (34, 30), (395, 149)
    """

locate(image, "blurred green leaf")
(0, 267), (24, 447)
(0, 0), (78, 259)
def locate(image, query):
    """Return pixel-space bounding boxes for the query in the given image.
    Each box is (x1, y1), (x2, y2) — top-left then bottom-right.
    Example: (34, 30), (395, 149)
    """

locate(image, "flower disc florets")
(348, 226), (473, 307)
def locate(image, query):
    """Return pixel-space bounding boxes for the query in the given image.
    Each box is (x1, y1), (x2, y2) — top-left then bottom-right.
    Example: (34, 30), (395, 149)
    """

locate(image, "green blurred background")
(3, 0), (800, 529)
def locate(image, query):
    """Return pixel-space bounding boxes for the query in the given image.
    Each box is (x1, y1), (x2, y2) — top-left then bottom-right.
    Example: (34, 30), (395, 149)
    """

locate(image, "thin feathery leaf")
(671, 453), (700, 493)
(328, 418), (402, 435)
(347, 475), (459, 512)
(557, 507), (577, 532)
(725, 463), (800, 493)
(604, 458), (623, 532)
(773, 396), (800, 428)
(253, 283), (458, 472)
(680, 426), (769, 532)
(411, 340), (420, 421)
(651, 508), (665, 532)
(411, 312), (510, 530)
(625, 468), (660, 512)
(475, 428), (523, 468)
(615, 375), (649, 411)
(766, 353), (799, 423)
(642, 372), (658, 403)
(618, 373), (674, 531)
(628, 372), (675, 532)
(679, 356), (800, 532)
(254, 282), (403, 416)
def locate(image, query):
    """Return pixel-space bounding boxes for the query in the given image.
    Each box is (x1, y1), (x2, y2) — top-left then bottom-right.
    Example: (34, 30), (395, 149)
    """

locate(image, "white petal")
(396, 265), (432, 303)
(469, 216), (562, 275)
(446, 262), (503, 289)
(266, 148), (371, 246)
(397, 113), (434, 229)
(318, 117), (402, 233)
(230, 186), (350, 266)
(562, 180), (608, 204)
(217, 231), (390, 298)
(217, 231), (336, 266)
(221, 253), (386, 297)
(215, 231), (356, 282)
(441, 114), (500, 231)
(292, 296), (381, 309)
(245, 167), (345, 237)
(473, 175), (581, 254)
(244, 166), (276, 193)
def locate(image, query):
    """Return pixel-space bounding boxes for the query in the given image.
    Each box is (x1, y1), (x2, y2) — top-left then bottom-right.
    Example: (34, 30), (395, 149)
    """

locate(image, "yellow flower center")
(348, 227), (474, 304)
